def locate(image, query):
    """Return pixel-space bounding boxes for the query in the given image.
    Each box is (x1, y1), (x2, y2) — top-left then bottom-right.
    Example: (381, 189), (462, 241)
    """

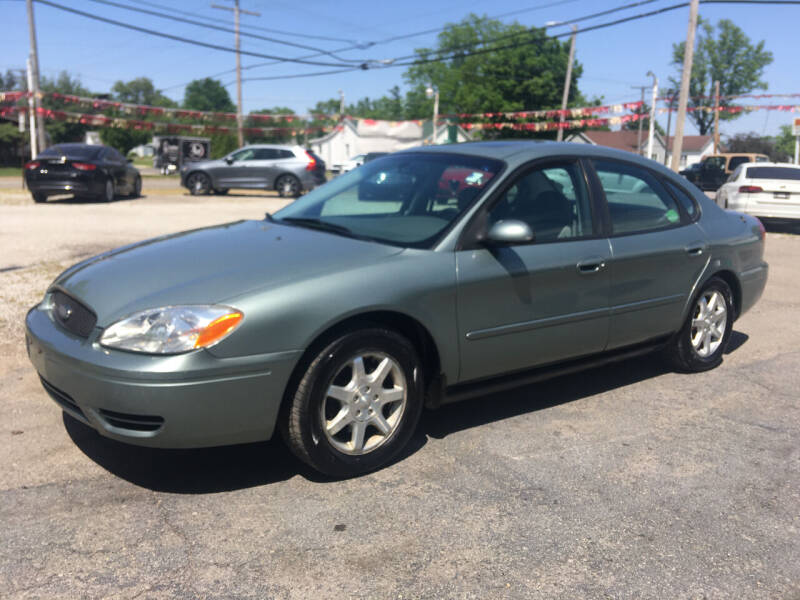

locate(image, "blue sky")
(2, 0), (798, 138)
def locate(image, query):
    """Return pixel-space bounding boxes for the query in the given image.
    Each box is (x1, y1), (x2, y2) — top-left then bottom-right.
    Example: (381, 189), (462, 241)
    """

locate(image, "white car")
(336, 154), (367, 174)
(716, 162), (800, 219)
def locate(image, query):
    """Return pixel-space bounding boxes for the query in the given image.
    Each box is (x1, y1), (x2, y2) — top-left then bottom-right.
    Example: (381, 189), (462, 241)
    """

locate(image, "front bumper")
(25, 306), (301, 448)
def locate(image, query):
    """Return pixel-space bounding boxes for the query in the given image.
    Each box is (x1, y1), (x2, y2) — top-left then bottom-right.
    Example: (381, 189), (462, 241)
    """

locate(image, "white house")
(665, 135), (715, 168)
(309, 118), (471, 169)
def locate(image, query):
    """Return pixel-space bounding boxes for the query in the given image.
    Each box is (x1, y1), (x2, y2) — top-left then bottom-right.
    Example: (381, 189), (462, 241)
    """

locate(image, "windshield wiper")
(278, 217), (354, 237)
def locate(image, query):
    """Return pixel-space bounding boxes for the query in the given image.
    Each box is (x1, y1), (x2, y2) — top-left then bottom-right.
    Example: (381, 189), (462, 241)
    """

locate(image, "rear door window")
(592, 160), (682, 235)
(664, 180), (699, 220)
(253, 148), (280, 160)
(728, 156), (750, 171)
(745, 167), (800, 180)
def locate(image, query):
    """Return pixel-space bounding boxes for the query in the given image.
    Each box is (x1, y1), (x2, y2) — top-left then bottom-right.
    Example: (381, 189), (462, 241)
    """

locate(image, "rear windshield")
(745, 167), (800, 181)
(39, 144), (103, 160)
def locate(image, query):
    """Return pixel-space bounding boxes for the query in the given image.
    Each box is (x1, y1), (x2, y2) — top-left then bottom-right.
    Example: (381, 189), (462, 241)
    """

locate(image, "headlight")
(99, 305), (243, 354)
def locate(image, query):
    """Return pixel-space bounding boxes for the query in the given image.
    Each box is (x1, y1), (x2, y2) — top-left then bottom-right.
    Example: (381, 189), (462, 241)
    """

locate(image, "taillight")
(304, 151), (316, 172)
(24, 161), (40, 170)
(72, 162), (97, 171)
(739, 185), (763, 193)
(755, 217), (766, 241)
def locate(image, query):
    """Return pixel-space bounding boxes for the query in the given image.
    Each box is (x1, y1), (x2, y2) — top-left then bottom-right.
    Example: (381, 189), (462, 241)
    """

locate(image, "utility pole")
(26, 0), (46, 153)
(25, 59), (37, 159)
(211, 0), (259, 147)
(631, 85), (647, 155)
(338, 89), (345, 120)
(645, 72), (658, 161)
(664, 90), (676, 166)
(713, 80), (720, 153)
(556, 24), (578, 142)
(670, 0), (700, 172)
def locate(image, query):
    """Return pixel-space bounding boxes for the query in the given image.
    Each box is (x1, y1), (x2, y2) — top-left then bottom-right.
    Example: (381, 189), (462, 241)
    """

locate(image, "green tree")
(623, 103), (665, 136)
(671, 18), (773, 135)
(39, 71), (93, 144)
(112, 77), (177, 107)
(403, 14), (586, 137)
(247, 106), (298, 144)
(0, 122), (24, 166)
(183, 78), (235, 112)
(724, 132), (779, 160)
(99, 127), (150, 155)
(0, 69), (23, 91)
(774, 125), (796, 162)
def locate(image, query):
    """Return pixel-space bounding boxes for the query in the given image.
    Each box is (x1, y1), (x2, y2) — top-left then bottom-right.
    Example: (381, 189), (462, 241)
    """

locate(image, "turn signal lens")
(738, 185), (763, 193)
(72, 162), (97, 171)
(194, 312), (243, 348)
(24, 161), (40, 170)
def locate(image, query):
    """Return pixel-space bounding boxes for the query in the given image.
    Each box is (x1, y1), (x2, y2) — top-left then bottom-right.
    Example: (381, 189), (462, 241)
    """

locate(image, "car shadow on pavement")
(419, 334), (747, 441)
(762, 218), (800, 235)
(63, 333), (748, 491)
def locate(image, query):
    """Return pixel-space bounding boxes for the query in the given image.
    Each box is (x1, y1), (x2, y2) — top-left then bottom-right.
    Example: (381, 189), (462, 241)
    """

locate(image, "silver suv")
(180, 145), (326, 197)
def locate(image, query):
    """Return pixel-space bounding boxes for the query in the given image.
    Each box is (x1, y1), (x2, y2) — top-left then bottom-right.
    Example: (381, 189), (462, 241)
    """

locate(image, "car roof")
(398, 140), (681, 177)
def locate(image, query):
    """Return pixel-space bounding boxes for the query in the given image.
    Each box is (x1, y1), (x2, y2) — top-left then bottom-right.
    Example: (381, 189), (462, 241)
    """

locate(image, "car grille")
(98, 409), (164, 432)
(52, 290), (97, 338)
(40, 377), (87, 421)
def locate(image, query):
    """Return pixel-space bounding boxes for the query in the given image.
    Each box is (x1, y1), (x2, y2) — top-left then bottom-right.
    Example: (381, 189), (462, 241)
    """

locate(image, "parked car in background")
(682, 153), (769, 191)
(181, 145), (325, 198)
(715, 162), (800, 219)
(25, 141), (767, 477)
(679, 162), (702, 182)
(24, 143), (141, 203)
(334, 152), (391, 175)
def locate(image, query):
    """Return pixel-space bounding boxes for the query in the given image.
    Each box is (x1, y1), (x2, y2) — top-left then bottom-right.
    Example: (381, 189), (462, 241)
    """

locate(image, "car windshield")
(274, 152), (504, 248)
(745, 166), (800, 180)
(40, 144), (102, 160)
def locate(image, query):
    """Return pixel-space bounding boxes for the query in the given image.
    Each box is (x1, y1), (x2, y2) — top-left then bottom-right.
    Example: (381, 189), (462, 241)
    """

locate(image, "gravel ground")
(1, 177), (799, 599)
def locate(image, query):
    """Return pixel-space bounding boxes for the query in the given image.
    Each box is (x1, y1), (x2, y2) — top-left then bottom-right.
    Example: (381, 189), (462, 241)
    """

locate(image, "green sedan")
(25, 141), (768, 477)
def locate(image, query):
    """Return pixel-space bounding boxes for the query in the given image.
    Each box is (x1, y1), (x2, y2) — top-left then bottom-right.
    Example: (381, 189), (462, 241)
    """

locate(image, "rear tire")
(282, 328), (424, 477)
(99, 178), (115, 203)
(213, 188), (229, 195)
(664, 277), (734, 372)
(276, 174), (301, 198)
(129, 176), (142, 198)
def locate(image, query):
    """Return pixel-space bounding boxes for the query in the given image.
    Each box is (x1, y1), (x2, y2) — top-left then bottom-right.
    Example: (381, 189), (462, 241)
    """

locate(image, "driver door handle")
(576, 258), (607, 274)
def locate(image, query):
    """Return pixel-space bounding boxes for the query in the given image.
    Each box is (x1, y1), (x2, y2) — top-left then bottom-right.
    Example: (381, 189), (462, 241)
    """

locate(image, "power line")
(32, 0), (363, 68)
(83, 0), (364, 63)
(128, 0), (360, 43)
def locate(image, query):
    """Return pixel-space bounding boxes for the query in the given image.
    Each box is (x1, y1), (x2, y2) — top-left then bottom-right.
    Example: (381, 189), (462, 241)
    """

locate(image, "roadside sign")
(793, 117), (800, 136)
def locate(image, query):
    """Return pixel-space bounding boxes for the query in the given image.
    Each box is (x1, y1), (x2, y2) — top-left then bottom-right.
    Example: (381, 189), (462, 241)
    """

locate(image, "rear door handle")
(685, 243), (706, 256)
(576, 258), (607, 274)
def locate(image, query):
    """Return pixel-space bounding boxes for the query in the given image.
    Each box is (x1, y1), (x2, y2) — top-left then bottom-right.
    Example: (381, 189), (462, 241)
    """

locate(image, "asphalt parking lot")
(1, 176), (799, 599)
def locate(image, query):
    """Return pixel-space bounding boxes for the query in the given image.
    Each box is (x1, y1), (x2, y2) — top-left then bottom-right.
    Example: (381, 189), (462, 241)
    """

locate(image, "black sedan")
(24, 143), (142, 203)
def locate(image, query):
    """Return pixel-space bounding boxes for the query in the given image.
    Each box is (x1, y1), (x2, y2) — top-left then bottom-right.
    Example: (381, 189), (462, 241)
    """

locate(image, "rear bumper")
(26, 179), (103, 197)
(25, 306), (301, 448)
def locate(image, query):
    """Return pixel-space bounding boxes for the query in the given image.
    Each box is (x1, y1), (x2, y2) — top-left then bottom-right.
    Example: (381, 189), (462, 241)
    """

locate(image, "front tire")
(276, 174), (301, 198)
(283, 328), (424, 477)
(186, 172), (211, 195)
(665, 277), (734, 372)
(32, 192), (46, 203)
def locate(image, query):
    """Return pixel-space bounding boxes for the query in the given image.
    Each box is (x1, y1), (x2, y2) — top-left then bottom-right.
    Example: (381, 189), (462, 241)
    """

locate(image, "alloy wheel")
(320, 352), (407, 455)
(690, 290), (727, 358)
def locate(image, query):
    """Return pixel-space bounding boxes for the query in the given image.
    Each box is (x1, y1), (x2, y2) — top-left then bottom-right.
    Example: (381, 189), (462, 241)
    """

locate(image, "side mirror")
(484, 220), (534, 245)
(225, 157), (234, 165)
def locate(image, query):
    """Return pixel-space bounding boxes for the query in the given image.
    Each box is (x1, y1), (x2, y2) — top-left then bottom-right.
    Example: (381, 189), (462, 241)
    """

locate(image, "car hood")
(52, 220), (404, 326)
